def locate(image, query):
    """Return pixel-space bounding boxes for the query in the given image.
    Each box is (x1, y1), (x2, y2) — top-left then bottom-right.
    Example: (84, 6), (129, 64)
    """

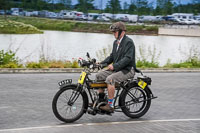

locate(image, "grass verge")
(0, 19), (43, 34)
(0, 15), (158, 34)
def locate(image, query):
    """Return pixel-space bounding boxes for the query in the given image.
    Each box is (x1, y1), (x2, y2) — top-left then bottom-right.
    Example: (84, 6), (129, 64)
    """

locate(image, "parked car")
(101, 13), (114, 19)
(176, 19), (198, 25)
(184, 19), (195, 25)
(87, 13), (99, 21)
(190, 19), (200, 25)
(48, 12), (58, 18)
(128, 15), (138, 23)
(0, 10), (5, 15)
(115, 14), (129, 22)
(155, 16), (164, 21)
(82, 14), (88, 21)
(139, 15), (158, 22)
(175, 19), (187, 24)
(96, 15), (110, 22)
(11, 11), (19, 16)
(63, 11), (75, 19)
(163, 15), (176, 21)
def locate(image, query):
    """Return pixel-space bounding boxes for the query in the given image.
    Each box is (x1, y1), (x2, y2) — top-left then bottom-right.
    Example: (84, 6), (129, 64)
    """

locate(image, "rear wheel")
(52, 85), (85, 123)
(120, 86), (151, 118)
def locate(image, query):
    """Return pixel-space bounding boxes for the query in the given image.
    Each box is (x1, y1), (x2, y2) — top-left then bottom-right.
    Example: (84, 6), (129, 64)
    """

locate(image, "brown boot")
(100, 104), (114, 113)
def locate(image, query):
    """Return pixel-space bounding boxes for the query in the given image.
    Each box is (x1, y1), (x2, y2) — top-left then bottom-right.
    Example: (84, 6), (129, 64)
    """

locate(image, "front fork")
(67, 84), (82, 106)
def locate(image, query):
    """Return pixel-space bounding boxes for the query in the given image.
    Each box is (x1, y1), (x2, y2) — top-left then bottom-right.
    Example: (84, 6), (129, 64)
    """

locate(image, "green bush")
(26, 61), (49, 68)
(26, 62), (41, 68)
(0, 50), (23, 68)
(127, 25), (144, 32)
(49, 60), (65, 68)
(164, 54), (200, 68)
(136, 45), (160, 68)
(25, 60), (80, 68)
(71, 60), (80, 68)
(164, 61), (200, 68)
(64, 61), (72, 68)
(145, 26), (158, 31)
(2, 62), (22, 68)
(0, 50), (16, 65)
(137, 60), (159, 68)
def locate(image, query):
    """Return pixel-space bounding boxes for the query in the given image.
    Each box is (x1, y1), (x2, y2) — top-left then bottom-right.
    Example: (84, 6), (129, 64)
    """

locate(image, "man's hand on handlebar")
(108, 64), (114, 71)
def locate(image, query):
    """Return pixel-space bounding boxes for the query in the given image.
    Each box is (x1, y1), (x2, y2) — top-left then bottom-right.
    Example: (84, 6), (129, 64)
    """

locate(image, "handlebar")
(78, 58), (107, 70)
(78, 52), (107, 71)
(79, 53), (143, 75)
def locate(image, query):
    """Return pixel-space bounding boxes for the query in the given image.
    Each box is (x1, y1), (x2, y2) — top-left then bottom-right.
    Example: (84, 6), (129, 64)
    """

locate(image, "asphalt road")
(0, 72), (200, 133)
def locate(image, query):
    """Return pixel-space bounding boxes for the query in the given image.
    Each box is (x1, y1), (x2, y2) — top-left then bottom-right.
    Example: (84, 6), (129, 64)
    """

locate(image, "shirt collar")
(117, 35), (125, 44)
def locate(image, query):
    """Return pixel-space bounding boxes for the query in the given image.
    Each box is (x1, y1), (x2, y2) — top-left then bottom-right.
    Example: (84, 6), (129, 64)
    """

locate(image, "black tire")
(52, 85), (86, 123)
(120, 86), (151, 118)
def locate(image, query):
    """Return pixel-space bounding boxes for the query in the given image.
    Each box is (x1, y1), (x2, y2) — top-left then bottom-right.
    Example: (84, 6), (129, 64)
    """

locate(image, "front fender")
(59, 83), (77, 90)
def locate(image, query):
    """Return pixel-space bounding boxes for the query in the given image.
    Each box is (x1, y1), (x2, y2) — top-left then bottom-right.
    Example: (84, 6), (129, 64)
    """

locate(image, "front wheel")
(52, 85), (86, 123)
(120, 86), (151, 118)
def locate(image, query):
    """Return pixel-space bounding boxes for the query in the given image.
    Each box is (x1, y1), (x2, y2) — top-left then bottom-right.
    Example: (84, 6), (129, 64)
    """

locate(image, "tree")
(164, 0), (173, 15)
(154, 6), (162, 15)
(155, 0), (174, 15)
(156, 0), (165, 15)
(128, 3), (137, 14)
(59, 0), (72, 9)
(75, 0), (94, 13)
(135, 0), (150, 15)
(0, 0), (11, 19)
(192, 0), (200, 14)
(105, 0), (121, 14)
(123, 1), (129, 13)
(66, 0), (72, 9)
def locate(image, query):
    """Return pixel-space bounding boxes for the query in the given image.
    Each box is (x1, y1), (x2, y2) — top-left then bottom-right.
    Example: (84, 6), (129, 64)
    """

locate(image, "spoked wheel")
(52, 85), (86, 123)
(120, 86), (151, 118)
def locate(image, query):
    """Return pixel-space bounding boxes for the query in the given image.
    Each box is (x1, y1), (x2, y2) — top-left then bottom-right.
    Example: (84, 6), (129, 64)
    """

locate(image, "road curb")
(0, 68), (200, 73)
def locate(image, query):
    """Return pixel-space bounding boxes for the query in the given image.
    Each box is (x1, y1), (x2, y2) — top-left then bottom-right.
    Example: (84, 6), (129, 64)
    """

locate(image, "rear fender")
(118, 81), (153, 107)
(128, 80), (153, 95)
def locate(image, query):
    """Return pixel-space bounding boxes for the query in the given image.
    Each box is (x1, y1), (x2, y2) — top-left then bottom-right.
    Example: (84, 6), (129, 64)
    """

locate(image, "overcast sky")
(71, 0), (193, 9)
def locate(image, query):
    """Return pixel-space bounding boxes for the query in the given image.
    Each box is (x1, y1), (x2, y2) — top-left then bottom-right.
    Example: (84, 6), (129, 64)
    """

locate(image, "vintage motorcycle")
(52, 53), (157, 123)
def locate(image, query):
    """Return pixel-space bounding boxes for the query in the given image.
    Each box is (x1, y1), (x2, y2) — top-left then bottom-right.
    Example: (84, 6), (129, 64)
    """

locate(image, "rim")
(56, 89), (84, 120)
(125, 87), (147, 114)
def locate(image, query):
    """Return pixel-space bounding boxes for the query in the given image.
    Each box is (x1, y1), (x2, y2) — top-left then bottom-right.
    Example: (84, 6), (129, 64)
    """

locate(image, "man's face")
(113, 31), (118, 39)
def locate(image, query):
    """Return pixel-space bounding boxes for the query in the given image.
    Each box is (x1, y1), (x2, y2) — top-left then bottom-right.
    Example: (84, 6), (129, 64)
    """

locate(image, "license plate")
(138, 80), (147, 89)
(78, 72), (87, 85)
(58, 79), (72, 86)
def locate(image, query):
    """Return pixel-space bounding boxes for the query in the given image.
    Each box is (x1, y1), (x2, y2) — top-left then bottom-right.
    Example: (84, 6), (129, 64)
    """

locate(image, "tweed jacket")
(101, 35), (136, 74)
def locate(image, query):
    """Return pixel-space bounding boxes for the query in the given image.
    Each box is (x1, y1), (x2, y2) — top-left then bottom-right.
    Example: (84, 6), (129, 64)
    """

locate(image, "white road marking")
(0, 118), (200, 132)
(0, 106), (11, 109)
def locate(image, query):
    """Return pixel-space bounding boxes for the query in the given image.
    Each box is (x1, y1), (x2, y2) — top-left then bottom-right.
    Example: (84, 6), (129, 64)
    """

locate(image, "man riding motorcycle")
(96, 21), (136, 112)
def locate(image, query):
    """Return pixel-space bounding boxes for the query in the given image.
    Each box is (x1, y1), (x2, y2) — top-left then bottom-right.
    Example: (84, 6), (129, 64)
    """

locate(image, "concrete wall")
(159, 28), (200, 37)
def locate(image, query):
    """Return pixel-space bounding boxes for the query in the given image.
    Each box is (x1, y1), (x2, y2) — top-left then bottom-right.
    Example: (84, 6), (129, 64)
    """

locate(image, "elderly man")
(96, 21), (136, 112)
